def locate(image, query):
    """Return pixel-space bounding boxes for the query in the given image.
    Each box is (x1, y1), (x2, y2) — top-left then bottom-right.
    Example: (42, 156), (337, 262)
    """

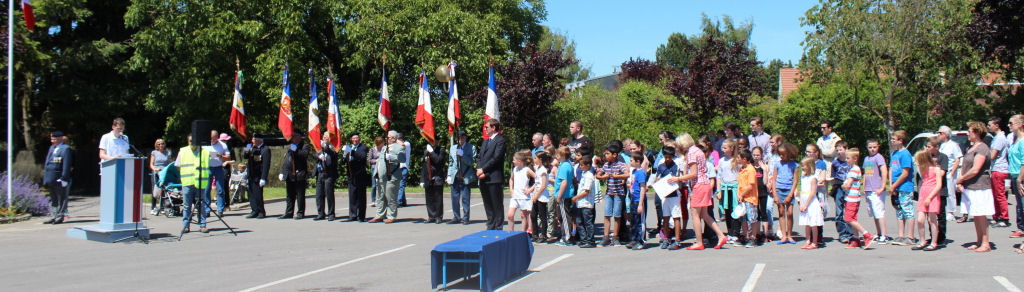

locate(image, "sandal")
(1015, 247), (1024, 254)
(967, 244), (979, 250)
(956, 216), (969, 223)
(923, 245), (939, 251)
(975, 246), (992, 253)
(911, 244), (926, 250)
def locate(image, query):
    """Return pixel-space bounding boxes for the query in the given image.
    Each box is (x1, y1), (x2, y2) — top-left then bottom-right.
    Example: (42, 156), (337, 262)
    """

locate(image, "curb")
(0, 214), (33, 224)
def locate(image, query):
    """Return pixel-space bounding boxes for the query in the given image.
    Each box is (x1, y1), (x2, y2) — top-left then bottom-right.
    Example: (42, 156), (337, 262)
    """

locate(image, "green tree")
(801, 0), (986, 143)
(537, 26), (590, 84)
(655, 14), (754, 72)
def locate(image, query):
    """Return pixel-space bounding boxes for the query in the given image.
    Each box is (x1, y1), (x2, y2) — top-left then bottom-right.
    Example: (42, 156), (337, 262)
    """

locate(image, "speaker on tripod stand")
(179, 120), (238, 239)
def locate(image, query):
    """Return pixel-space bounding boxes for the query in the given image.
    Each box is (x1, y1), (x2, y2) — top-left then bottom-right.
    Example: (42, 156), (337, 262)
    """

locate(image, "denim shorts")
(604, 195), (624, 217)
(778, 188), (795, 205)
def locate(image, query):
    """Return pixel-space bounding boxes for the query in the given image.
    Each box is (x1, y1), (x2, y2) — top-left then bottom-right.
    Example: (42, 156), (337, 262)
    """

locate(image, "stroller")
(156, 162), (185, 217)
(228, 170), (248, 204)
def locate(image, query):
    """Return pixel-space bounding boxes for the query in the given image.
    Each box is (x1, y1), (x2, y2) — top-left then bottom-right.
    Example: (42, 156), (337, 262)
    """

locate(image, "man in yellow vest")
(176, 135), (212, 233)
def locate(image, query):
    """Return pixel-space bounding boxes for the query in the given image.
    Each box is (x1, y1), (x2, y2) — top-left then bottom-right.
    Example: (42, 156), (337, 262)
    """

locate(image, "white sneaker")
(946, 213), (954, 221)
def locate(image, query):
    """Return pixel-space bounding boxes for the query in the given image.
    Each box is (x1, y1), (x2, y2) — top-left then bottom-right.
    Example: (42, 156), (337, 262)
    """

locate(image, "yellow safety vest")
(179, 146), (211, 188)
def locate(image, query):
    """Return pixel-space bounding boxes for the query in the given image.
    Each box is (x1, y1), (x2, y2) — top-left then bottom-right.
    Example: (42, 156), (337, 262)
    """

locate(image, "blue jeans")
(205, 167), (228, 212)
(576, 207), (596, 245)
(183, 186), (210, 228)
(450, 181), (471, 221)
(397, 168), (409, 205)
(833, 185), (853, 241)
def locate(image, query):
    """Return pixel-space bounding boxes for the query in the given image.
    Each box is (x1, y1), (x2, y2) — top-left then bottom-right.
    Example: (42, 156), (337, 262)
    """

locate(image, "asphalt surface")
(2, 191), (1023, 291)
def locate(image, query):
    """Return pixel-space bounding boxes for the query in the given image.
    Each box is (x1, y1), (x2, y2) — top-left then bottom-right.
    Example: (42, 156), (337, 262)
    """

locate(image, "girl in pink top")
(670, 133), (727, 250)
(913, 150), (943, 251)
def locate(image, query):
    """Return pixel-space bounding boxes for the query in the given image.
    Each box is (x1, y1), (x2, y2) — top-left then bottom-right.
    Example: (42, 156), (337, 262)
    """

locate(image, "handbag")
(731, 203), (747, 219)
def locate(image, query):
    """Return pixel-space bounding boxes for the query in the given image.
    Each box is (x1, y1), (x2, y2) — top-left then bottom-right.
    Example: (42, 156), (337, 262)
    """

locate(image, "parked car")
(906, 130), (1005, 192)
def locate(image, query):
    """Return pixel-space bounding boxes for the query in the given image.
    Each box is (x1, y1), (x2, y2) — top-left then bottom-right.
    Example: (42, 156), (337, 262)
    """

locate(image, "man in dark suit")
(279, 132), (310, 219)
(422, 138), (447, 223)
(344, 132), (371, 222)
(43, 131), (73, 224)
(476, 119), (506, 230)
(244, 133), (271, 219)
(314, 131), (339, 221)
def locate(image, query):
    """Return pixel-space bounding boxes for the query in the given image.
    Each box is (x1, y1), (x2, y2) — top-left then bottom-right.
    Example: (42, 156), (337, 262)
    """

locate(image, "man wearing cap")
(43, 131), (73, 224)
(344, 132), (371, 222)
(447, 130), (476, 224)
(244, 133), (271, 218)
(279, 132), (310, 219)
(206, 130), (233, 216)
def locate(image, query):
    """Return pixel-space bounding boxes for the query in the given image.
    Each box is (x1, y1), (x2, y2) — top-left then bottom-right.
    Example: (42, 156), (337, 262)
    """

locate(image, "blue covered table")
(430, 230), (534, 291)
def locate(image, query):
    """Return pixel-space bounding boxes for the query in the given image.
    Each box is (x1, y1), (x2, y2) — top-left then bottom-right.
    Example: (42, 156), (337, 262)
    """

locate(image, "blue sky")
(542, 0), (818, 77)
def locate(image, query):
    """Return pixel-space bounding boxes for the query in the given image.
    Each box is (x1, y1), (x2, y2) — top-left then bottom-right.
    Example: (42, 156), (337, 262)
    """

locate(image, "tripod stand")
(179, 156), (238, 240)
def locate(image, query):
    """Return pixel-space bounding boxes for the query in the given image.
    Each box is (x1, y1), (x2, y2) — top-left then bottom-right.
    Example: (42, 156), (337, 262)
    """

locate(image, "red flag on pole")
(326, 77), (342, 149)
(229, 66), (247, 140)
(22, 0), (35, 31)
(415, 71), (436, 145)
(278, 65), (294, 139)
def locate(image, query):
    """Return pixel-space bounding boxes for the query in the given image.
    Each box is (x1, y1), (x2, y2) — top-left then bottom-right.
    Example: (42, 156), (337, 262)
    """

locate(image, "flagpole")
(7, 0), (15, 209)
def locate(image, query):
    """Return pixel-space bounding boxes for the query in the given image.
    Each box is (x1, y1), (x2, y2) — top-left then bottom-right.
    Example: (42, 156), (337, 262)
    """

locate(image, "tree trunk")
(19, 74), (35, 162)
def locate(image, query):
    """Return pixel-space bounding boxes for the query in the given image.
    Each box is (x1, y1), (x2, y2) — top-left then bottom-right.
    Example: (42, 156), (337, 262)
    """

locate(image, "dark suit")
(477, 134), (506, 230)
(422, 145), (447, 221)
(43, 143), (72, 222)
(281, 143), (310, 217)
(245, 144), (271, 216)
(314, 147), (339, 218)
(346, 143), (371, 221)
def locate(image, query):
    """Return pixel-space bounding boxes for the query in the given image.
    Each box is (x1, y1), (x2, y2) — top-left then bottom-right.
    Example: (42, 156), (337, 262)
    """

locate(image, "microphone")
(121, 134), (142, 157)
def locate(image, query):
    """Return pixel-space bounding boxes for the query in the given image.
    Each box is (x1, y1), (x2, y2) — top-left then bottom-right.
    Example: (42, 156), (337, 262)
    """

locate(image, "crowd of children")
(502, 116), (1024, 253)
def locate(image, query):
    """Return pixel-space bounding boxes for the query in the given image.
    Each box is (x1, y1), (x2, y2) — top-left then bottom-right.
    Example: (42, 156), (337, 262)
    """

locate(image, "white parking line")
(994, 276), (1023, 292)
(741, 263), (766, 292)
(494, 253), (574, 292)
(239, 244), (415, 292)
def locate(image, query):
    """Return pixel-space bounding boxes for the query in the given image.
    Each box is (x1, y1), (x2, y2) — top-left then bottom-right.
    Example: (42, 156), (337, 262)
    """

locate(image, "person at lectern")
(99, 117), (130, 161)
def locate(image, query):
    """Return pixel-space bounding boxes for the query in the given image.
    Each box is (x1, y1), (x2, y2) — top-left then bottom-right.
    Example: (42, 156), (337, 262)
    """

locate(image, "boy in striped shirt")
(842, 148), (877, 249)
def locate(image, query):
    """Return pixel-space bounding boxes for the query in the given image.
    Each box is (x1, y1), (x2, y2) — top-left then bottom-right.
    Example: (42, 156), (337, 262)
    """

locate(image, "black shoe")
(446, 219), (460, 224)
(42, 219), (54, 224)
(344, 218), (357, 222)
(314, 216), (326, 221)
(434, 218), (443, 224)
(328, 215), (336, 221)
(294, 215), (304, 220)
(54, 218), (63, 224)
(246, 213), (258, 219)
(257, 214), (266, 219)
(279, 214), (293, 219)
(462, 219), (470, 225)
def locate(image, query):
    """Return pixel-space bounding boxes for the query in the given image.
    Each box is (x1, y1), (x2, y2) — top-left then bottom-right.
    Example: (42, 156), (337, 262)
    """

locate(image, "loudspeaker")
(192, 120), (213, 146)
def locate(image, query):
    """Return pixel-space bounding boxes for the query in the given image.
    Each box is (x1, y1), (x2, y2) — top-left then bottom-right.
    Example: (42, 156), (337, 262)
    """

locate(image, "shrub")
(0, 172), (50, 216)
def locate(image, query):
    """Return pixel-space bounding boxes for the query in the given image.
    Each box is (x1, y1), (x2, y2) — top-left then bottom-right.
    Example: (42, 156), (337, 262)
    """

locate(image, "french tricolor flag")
(446, 62), (460, 135)
(378, 66), (391, 131)
(415, 71), (436, 145)
(482, 65), (499, 140)
(22, 0), (35, 31)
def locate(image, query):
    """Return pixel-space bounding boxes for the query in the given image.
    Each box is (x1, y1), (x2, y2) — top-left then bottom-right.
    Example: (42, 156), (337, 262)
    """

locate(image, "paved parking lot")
(2, 192), (1023, 291)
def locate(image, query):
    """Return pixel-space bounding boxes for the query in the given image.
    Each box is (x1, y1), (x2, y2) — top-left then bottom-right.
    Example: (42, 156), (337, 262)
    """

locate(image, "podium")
(68, 157), (151, 242)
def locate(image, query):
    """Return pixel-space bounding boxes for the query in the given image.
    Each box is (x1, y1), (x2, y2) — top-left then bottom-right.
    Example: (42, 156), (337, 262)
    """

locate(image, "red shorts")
(689, 183), (713, 208)
(844, 201), (860, 222)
